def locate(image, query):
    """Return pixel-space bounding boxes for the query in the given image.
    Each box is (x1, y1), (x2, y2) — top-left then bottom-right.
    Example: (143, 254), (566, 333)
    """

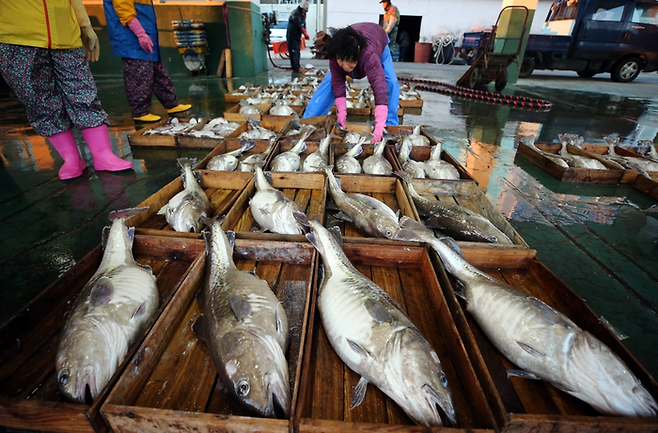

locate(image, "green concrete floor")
(1, 59), (657, 387)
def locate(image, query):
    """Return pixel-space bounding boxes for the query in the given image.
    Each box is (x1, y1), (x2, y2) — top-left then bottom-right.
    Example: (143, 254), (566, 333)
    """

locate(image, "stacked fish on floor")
(249, 166), (309, 235)
(598, 136), (658, 177)
(302, 218), (456, 426)
(158, 158), (212, 233)
(56, 207), (159, 404)
(396, 170), (511, 244)
(393, 216), (658, 418)
(195, 217), (290, 418)
(206, 138), (257, 172)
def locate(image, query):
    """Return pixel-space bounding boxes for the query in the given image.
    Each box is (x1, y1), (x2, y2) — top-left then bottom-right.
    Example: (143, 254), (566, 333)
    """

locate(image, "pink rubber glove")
(372, 105), (388, 143)
(335, 96), (347, 128)
(128, 18), (154, 53)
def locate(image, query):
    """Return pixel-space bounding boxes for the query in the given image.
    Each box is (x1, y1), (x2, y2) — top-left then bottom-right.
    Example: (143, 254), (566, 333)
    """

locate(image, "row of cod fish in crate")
(48, 111), (657, 432)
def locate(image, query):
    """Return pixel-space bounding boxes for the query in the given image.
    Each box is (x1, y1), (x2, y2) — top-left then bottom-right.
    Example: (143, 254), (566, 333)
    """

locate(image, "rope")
(398, 76), (553, 112)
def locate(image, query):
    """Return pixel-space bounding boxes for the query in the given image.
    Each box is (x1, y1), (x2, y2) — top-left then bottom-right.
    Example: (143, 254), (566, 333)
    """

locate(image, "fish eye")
(385, 230), (392, 237)
(440, 373), (449, 387)
(236, 378), (250, 397)
(58, 369), (69, 385)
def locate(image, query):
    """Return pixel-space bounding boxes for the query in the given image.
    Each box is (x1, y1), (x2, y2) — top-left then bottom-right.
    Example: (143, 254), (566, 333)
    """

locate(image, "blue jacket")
(103, 0), (160, 62)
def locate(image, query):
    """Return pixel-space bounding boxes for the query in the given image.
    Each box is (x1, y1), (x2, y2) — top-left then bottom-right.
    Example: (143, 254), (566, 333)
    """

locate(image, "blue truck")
(459, 0), (658, 82)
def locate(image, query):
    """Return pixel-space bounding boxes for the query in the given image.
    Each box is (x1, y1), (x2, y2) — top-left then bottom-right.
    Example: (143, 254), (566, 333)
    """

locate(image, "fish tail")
(109, 207), (149, 222)
(177, 157), (197, 170)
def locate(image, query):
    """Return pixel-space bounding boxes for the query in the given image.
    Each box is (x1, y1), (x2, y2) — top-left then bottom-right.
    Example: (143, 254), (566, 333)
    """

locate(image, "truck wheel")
(495, 68), (508, 92)
(611, 57), (642, 82)
(469, 67), (483, 89)
(519, 57), (535, 78)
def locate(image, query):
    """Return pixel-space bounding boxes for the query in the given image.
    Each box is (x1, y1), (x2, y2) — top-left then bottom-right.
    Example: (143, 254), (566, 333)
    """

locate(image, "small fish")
(601, 136), (658, 174)
(396, 170), (512, 244)
(238, 100), (263, 115)
(403, 216), (658, 418)
(363, 138), (393, 175)
(207, 138), (256, 171)
(397, 138), (426, 179)
(407, 125), (430, 147)
(336, 136), (366, 174)
(195, 217), (290, 418)
(559, 134), (608, 169)
(56, 207), (159, 404)
(269, 100), (296, 116)
(158, 158), (212, 233)
(516, 135), (569, 168)
(270, 128), (312, 172)
(239, 136), (277, 172)
(303, 134), (332, 172)
(324, 167), (399, 239)
(249, 166), (308, 234)
(304, 219), (456, 427)
(424, 139), (460, 180)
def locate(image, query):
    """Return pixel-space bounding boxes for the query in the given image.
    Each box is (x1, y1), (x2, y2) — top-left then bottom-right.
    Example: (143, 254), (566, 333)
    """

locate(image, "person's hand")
(128, 18), (154, 53)
(335, 97), (347, 128)
(80, 25), (100, 62)
(302, 28), (310, 40)
(372, 105), (388, 143)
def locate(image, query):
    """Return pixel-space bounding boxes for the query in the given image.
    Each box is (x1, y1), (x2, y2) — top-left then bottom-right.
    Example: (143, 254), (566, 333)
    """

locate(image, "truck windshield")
(547, 0), (580, 21)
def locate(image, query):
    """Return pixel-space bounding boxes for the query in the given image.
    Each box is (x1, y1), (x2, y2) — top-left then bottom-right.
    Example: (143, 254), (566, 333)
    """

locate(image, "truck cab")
(522, 0), (658, 81)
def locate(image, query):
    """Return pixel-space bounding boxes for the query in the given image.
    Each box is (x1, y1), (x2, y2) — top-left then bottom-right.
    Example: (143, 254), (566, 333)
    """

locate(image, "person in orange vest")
(286, 0), (311, 72)
(0, 0), (134, 180)
(380, 0), (400, 49)
(104, 0), (192, 122)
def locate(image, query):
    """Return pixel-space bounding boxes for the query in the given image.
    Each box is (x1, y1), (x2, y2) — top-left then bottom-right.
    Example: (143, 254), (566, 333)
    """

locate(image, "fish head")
(56, 325), (115, 404)
(567, 331), (658, 417)
(388, 328), (457, 427)
(372, 213), (400, 239)
(219, 329), (290, 418)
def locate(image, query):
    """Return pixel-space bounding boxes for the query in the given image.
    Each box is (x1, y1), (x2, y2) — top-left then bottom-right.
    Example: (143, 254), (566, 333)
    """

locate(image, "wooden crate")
(516, 142), (625, 184)
(101, 238), (317, 433)
(224, 88), (260, 103)
(223, 103), (271, 122)
(221, 172), (327, 243)
(127, 118), (177, 148)
(196, 129), (280, 172)
(431, 246), (658, 433)
(0, 235), (205, 433)
(126, 170), (253, 238)
(295, 241), (498, 432)
(632, 173), (658, 200)
(398, 94), (424, 108)
(324, 174), (418, 240)
(261, 104), (306, 124)
(577, 143), (658, 184)
(265, 139), (333, 173)
(330, 141), (398, 176)
(406, 178), (528, 247)
(277, 115), (333, 146)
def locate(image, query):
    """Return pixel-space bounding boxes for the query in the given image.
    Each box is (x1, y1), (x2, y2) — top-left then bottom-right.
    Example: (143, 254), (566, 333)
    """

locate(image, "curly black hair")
(326, 26), (367, 63)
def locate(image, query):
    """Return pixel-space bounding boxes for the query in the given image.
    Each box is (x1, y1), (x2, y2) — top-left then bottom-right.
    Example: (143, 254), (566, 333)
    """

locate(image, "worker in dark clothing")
(286, 0), (310, 72)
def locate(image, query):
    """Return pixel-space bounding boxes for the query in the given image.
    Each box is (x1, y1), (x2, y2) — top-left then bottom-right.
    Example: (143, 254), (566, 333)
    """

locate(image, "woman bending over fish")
(303, 23), (400, 142)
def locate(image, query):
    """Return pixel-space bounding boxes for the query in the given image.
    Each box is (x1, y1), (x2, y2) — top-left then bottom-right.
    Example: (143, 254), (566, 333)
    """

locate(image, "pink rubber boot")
(47, 129), (87, 180)
(81, 124), (133, 172)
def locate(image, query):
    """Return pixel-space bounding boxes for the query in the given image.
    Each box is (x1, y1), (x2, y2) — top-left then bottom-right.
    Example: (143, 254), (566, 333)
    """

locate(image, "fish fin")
(528, 297), (576, 328)
(226, 230), (236, 248)
(275, 302), (286, 334)
(328, 226), (343, 248)
(438, 236), (463, 257)
(347, 339), (371, 359)
(305, 232), (318, 248)
(350, 377), (369, 409)
(89, 278), (114, 309)
(334, 211), (353, 223)
(109, 207), (149, 221)
(293, 211), (309, 233)
(507, 369), (542, 380)
(101, 226), (111, 251)
(192, 314), (209, 342)
(229, 294), (252, 321)
(550, 381), (576, 393)
(454, 290), (466, 301)
(364, 298), (393, 324)
(131, 302), (148, 321)
(517, 341), (548, 359)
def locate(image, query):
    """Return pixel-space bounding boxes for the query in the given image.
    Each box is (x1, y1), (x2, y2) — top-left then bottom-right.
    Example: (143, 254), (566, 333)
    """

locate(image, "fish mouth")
(422, 383), (457, 427)
(76, 364), (98, 405)
(267, 375), (290, 419)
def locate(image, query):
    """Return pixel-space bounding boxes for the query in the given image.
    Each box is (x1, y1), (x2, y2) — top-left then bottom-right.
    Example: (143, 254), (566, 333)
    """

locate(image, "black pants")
(287, 38), (301, 70)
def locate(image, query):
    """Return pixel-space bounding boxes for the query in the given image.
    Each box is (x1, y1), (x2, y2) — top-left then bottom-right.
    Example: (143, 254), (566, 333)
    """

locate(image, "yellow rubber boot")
(166, 104), (192, 114)
(134, 113), (161, 122)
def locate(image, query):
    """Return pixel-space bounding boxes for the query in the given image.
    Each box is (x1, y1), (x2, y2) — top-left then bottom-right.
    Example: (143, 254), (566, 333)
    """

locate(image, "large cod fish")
(56, 207), (159, 404)
(396, 170), (511, 244)
(195, 217), (290, 417)
(324, 167), (399, 239)
(393, 216), (658, 417)
(304, 219), (457, 426)
(249, 166), (308, 234)
(158, 157), (212, 232)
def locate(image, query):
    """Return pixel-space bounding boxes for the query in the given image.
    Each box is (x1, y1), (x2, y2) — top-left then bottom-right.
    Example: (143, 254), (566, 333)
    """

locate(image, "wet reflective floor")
(1, 60), (657, 383)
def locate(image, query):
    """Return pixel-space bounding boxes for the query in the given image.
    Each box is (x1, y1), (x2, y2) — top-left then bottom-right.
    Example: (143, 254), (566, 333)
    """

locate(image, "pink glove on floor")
(128, 18), (154, 53)
(335, 96), (347, 128)
(372, 105), (388, 143)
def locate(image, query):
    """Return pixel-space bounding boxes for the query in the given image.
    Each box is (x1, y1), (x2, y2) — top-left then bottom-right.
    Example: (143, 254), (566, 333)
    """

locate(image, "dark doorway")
(379, 14), (422, 62)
